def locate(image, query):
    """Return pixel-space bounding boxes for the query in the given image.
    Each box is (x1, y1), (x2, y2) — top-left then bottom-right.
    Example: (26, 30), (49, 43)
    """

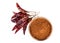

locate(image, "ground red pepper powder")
(29, 17), (52, 41)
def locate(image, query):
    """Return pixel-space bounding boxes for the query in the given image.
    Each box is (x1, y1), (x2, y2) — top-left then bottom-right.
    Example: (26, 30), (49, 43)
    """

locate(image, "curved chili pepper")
(11, 3), (32, 35)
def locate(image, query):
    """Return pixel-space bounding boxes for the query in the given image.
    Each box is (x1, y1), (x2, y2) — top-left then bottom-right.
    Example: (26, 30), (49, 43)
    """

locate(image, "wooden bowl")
(29, 17), (52, 41)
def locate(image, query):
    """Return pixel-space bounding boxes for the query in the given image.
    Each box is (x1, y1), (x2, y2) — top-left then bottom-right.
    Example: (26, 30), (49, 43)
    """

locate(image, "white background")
(0, 0), (60, 43)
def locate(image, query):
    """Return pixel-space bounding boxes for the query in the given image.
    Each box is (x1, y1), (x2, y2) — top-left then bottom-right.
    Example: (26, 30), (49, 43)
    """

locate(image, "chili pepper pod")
(11, 3), (38, 35)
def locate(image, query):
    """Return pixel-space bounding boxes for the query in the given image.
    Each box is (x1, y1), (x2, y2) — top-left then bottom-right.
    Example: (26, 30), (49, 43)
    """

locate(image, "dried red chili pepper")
(16, 3), (27, 13)
(11, 3), (37, 35)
